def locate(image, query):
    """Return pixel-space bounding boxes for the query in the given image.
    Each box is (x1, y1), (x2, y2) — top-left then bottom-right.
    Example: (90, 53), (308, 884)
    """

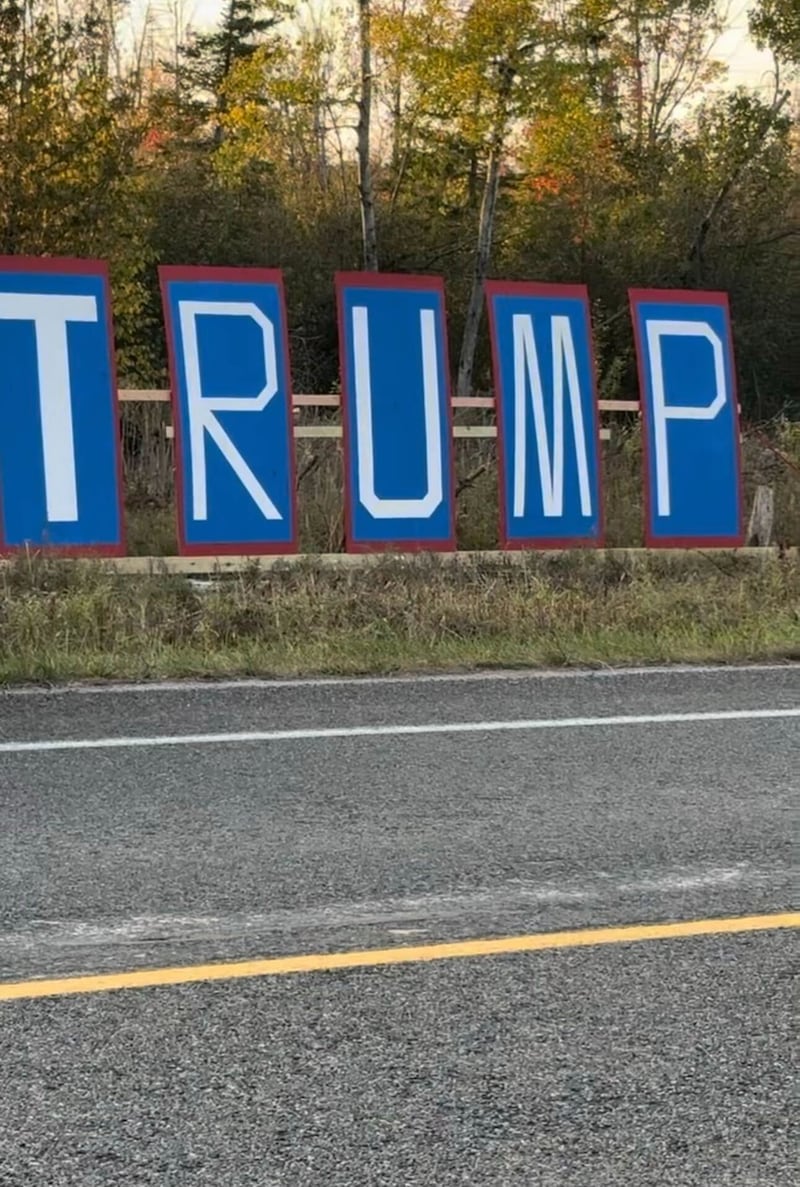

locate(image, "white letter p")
(646, 319), (727, 517)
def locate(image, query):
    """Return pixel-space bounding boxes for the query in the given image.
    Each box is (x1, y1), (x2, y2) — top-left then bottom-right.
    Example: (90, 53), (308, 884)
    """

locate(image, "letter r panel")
(0, 256), (125, 555)
(629, 289), (744, 548)
(336, 272), (456, 553)
(485, 281), (603, 549)
(160, 266), (297, 556)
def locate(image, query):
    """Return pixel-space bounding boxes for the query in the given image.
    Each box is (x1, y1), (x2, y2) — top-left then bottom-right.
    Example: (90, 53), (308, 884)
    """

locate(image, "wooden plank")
(598, 399), (639, 413)
(454, 426), (495, 438)
(165, 424), (611, 441)
(294, 426), (341, 439)
(165, 425), (343, 441)
(120, 390), (641, 414)
(120, 390), (170, 403)
(293, 394), (340, 407)
(295, 395), (496, 409)
(453, 426), (612, 441)
(27, 546), (792, 577)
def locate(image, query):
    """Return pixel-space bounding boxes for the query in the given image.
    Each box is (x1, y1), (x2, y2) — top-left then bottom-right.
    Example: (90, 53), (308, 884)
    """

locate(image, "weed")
(1, 551), (798, 684)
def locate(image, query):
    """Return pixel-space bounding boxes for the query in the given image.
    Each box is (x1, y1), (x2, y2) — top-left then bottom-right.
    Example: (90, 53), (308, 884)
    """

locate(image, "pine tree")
(177, 0), (293, 116)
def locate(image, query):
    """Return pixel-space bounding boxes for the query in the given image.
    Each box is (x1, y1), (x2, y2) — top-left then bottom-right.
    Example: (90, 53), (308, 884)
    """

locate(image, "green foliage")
(0, 0), (797, 417)
(175, 0), (295, 107)
(0, 0), (144, 254)
(750, 0), (800, 67)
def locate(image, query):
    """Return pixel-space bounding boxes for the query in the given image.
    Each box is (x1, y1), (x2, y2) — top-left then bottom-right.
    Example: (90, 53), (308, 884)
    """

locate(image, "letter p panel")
(160, 266), (297, 555)
(336, 273), (456, 552)
(629, 289), (744, 547)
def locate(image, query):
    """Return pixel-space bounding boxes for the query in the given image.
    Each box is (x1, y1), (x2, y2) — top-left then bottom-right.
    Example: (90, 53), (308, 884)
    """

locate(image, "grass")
(1, 550), (798, 685)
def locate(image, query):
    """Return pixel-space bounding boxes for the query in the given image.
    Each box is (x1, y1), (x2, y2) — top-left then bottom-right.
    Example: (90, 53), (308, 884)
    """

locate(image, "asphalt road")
(0, 664), (797, 1185)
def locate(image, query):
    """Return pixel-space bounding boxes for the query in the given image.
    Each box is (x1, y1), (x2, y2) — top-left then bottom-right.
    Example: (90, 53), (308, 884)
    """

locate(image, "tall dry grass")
(1, 550), (798, 684)
(122, 409), (800, 556)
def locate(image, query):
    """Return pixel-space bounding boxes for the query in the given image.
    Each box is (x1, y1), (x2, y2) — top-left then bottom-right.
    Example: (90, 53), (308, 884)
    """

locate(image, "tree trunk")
(389, 0), (407, 175)
(632, 2), (643, 151)
(357, 0), (379, 271)
(456, 144), (502, 398)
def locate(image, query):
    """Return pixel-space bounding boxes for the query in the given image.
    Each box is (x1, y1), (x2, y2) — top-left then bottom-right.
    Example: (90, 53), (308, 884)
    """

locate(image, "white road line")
(0, 661), (797, 697)
(1, 707), (798, 755)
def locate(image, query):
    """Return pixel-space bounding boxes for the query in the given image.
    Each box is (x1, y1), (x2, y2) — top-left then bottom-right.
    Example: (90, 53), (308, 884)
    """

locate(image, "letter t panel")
(0, 256), (125, 555)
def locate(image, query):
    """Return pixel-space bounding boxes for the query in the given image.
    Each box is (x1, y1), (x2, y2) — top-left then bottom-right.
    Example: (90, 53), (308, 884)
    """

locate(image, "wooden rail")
(118, 391), (641, 443)
(118, 390), (642, 413)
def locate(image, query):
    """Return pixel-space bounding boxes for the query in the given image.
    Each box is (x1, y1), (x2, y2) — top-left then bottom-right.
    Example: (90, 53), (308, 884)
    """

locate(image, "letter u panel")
(336, 272), (456, 552)
(160, 266), (297, 556)
(485, 281), (603, 549)
(629, 289), (744, 548)
(0, 256), (125, 554)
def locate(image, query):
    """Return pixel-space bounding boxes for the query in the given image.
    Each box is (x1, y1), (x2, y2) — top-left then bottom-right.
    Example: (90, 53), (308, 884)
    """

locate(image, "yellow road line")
(1, 912), (797, 1003)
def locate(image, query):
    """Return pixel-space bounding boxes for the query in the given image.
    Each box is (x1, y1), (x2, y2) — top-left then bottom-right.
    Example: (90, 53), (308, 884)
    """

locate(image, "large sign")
(160, 265), (297, 555)
(336, 272), (456, 552)
(0, 258), (750, 556)
(486, 281), (603, 548)
(629, 289), (744, 548)
(0, 256), (124, 554)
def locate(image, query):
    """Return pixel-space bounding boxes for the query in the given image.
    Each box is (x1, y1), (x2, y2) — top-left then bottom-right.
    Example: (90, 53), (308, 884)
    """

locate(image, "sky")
(715, 3), (779, 92)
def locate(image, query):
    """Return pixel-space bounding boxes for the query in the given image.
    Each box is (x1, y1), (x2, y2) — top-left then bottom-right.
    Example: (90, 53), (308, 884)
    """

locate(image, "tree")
(455, 46), (526, 397)
(176, 0), (293, 139)
(0, 0), (796, 419)
(750, 0), (800, 68)
(684, 86), (793, 284)
(0, 0), (144, 255)
(373, 0), (563, 394)
(570, 0), (725, 151)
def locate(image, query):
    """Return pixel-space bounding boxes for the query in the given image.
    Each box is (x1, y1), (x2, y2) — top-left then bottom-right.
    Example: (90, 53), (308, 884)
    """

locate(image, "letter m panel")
(485, 281), (603, 549)
(160, 266), (297, 556)
(336, 272), (456, 553)
(629, 289), (744, 548)
(0, 256), (125, 555)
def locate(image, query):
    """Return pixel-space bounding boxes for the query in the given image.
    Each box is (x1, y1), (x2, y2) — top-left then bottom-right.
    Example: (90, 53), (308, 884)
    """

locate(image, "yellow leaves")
(214, 32), (337, 184)
(376, 0), (549, 75)
(514, 82), (629, 239)
(373, 0), (556, 155)
(461, 0), (544, 58)
(221, 33), (332, 114)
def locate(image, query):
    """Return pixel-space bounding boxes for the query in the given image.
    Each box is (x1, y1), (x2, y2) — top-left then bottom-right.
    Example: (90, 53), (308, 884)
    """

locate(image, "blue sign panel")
(0, 257), (124, 554)
(336, 272), (456, 552)
(485, 282), (603, 548)
(629, 289), (744, 547)
(160, 266), (297, 555)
